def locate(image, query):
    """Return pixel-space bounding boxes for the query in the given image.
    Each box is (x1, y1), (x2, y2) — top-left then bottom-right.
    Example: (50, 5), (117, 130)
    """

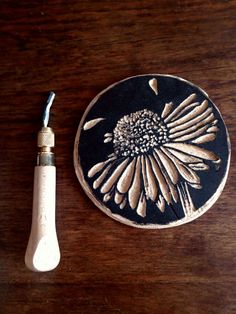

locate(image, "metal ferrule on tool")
(37, 127), (55, 166)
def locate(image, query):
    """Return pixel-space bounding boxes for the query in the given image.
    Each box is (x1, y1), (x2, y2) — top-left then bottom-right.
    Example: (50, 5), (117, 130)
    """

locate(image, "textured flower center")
(113, 109), (169, 157)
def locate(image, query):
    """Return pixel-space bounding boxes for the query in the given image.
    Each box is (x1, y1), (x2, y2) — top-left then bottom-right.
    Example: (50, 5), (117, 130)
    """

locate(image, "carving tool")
(25, 92), (60, 271)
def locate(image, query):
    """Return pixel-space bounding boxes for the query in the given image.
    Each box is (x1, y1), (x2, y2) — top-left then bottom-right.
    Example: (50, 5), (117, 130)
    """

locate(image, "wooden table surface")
(0, 1), (236, 313)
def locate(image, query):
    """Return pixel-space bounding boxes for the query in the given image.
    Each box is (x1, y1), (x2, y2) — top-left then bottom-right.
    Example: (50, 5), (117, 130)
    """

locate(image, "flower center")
(113, 109), (169, 157)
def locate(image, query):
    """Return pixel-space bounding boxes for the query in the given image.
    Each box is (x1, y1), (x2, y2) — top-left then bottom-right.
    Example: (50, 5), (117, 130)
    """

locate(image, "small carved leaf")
(83, 118), (105, 130)
(148, 78), (158, 95)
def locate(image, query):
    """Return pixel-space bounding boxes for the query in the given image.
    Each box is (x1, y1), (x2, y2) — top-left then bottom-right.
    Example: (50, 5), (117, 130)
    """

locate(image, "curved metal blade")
(42, 92), (55, 127)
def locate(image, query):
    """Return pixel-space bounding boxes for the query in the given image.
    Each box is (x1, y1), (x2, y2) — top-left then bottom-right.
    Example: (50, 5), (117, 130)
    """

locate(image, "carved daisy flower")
(86, 90), (221, 218)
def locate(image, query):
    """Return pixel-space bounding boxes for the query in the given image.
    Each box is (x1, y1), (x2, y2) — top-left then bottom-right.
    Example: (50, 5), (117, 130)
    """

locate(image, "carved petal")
(161, 102), (173, 119)
(169, 108), (212, 134)
(167, 100), (208, 128)
(163, 148), (200, 184)
(117, 158), (136, 193)
(164, 93), (196, 122)
(169, 113), (214, 139)
(88, 156), (115, 178)
(161, 147), (202, 164)
(154, 148), (178, 185)
(128, 156), (142, 209)
(149, 155), (172, 204)
(144, 156), (158, 201)
(191, 133), (216, 144)
(83, 118), (105, 130)
(114, 191), (124, 204)
(136, 193), (147, 217)
(164, 143), (219, 161)
(93, 162), (113, 189)
(101, 158), (129, 194)
(173, 125), (209, 142)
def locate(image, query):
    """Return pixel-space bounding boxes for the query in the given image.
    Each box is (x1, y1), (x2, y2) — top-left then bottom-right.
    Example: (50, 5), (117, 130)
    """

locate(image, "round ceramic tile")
(74, 74), (230, 228)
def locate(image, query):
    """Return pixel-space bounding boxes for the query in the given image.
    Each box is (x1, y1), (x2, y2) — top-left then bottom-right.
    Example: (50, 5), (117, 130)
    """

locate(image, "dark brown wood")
(0, 1), (236, 313)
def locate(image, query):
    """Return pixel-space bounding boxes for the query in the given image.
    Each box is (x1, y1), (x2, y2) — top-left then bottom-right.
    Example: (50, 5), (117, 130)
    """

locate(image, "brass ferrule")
(37, 127), (55, 166)
(37, 127), (55, 148)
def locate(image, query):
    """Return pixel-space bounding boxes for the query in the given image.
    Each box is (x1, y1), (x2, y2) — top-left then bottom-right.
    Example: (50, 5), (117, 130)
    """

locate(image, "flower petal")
(103, 193), (112, 202)
(169, 108), (212, 134)
(164, 93), (197, 123)
(188, 183), (202, 189)
(173, 125), (209, 142)
(104, 137), (112, 143)
(149, 78), (158, 95)
(88, 156), (115, 178)
(157, 195), (165, 212)
(161, 102), (173, 119)
(141, 155), (149, 198)
(117, 158), (136, 193)
(144, 155), (158, 201)
(120, 198), (127, 209)
(114, 191), (124, 204)
(169, 113), (214, 139)
(170, 102), (199, 121)
(161, 147), (202, 163)
(154, 148), (178, 184)
(136, 193), (147, 217)
(188, 163), (209, 171)
(83, 118), (105, 130)
(163, 148), (200, 184)
(149, 155), (172, 204)
(128, 156), (142, 209)
(153, 152), (178, 203)
(207, 126), (219, 133)
(177, 183), (196, 216)
(169, 183), (178, 203)
(164, 143), (219, 161)
(100, 158), (130, 194)
(167, 100), (208, 128)
(93, 162), (113, 189)
(191, 133), (216, 144)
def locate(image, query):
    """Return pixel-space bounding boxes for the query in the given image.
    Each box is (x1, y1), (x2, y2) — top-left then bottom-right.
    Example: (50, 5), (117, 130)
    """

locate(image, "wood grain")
(0, 1), (236, 313)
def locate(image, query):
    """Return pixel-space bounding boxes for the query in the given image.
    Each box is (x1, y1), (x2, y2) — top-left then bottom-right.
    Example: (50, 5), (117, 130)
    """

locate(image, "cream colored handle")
(25, 166), (60, 272)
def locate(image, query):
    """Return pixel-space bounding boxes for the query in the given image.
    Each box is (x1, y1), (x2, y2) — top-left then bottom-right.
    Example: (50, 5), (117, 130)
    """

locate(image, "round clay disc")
(74, 74), (230, 228)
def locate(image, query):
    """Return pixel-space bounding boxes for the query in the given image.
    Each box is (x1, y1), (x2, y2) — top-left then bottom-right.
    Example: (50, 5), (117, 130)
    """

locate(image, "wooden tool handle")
(25, 166), (60, 272)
